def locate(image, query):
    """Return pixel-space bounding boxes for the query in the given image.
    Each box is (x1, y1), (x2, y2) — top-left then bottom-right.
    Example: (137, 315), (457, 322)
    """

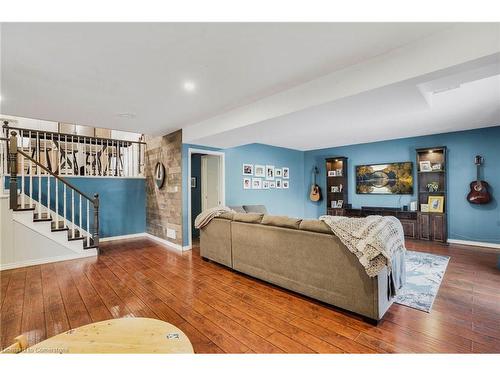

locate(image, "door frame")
(187, 148), (225, 249)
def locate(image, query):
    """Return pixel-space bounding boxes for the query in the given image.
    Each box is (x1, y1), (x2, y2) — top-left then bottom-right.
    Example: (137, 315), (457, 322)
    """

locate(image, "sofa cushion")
(299, 219), (332, 234)
(233, 212), (264, 223)
(229, 205), (246, 213)
(261, 215), (302, 230)
(243, 205), (268, 214)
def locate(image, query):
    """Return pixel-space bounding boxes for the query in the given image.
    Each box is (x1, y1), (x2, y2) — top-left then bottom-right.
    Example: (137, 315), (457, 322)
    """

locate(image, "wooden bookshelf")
(416, 146), (447, 242)
(326, 157), (348, 215)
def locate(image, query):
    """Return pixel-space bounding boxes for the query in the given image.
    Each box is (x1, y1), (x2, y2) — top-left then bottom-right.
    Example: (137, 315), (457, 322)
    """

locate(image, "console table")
(327, 207), (418, 239)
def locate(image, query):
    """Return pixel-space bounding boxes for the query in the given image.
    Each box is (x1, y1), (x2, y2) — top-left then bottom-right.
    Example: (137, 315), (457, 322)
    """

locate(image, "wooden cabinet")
(416, 146), (447, 243)
(418, 213), (446, 242)
(400, 219), (418, 239)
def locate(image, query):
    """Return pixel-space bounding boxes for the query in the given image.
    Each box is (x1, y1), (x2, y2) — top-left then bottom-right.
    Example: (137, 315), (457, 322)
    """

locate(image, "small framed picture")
(275, 168), (282, 178)
(337, 200), (343, 208)
(282, 180), (289, 189)
(428, 196), (444, 213)
(243, 164), (253, 175)
(191, 177), (197, 188)
(252, 178), (262, 189)
(254, 165), (265, 177)
(269, 181), (276, 188)
(432, 163), (442, 171)
(282, 167), (289, 179)
(336, 169), (343, 176)
(276, 179), (282, 189)
(263, 180), (270, 189)
(328, 170), (336, 177)
(243, 177), (251, 190)
(266, 165), (275, 180)
(331, 201), (337, 208)
(420, 203), (429, 212)
(331, 186), (339, 193)
(419, 161), (432, 172)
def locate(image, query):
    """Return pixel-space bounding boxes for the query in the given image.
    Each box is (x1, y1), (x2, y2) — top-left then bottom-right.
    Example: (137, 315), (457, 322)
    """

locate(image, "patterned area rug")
(395, 250), (450, 313)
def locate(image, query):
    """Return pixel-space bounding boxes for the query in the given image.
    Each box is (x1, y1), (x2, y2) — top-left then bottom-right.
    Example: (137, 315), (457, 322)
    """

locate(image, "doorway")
(188, 148), (225, 248)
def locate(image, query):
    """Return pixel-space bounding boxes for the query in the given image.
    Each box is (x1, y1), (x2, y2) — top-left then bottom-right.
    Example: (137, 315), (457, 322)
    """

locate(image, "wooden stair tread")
(83, 238), (97, 250)
(33, 212), (52, 222)
(51, 221), (68, 232)
(68, 229), (84, 241)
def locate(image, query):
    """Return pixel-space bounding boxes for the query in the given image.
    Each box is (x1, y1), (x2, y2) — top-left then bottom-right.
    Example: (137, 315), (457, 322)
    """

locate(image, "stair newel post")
(8, 131), (18, 210)
(93, 193), (100, 251)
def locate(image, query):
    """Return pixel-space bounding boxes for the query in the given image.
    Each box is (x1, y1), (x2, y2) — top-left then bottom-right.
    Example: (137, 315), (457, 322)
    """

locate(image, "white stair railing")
(3, 123), (145, 178)
(7, 130), (100, 250)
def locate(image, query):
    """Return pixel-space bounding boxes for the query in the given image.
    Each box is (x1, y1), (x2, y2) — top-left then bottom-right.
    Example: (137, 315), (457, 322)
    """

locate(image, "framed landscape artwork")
(356, 162), (413, 194)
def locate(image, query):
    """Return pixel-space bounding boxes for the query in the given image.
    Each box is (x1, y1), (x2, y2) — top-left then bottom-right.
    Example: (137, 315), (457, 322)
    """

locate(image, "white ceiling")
(1, 23), (451, 131)
(1, 22), (499, 151)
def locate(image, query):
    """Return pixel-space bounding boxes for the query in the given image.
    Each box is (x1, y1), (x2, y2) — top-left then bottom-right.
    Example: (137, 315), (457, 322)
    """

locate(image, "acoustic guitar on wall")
(309, 167), (322, 202)
(467, 155), (491, 205)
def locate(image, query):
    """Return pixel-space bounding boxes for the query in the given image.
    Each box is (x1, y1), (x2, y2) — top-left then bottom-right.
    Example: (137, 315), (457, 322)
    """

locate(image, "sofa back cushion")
(229, 205), (246, 213)
(261, 215), (302, 230)
(243, 205), (268, 214)
(233, 212), (264, 223)
(299, 219), (332, 234)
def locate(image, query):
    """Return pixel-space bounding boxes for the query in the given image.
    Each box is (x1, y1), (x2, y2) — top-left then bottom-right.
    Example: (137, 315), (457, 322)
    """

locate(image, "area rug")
(395, 250), (450, 313)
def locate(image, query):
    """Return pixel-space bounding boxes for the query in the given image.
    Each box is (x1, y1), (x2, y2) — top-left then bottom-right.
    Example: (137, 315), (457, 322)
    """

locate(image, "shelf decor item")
(420, 204), (429, 212)
(427, 182), (439, 192)
(428, 196), (445, 213)
(419, 161), (432, 172)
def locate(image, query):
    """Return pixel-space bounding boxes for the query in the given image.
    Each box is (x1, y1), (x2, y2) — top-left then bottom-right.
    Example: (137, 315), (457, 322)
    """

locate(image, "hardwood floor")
(1, 238), (499, 353)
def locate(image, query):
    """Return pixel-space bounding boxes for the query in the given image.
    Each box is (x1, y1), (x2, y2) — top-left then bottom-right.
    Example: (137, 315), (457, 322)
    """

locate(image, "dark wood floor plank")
(53, 260), (92, 329)
(40, 263), (71, 339)
(0, 270), (12, 309)
(0, 269), (27, 349)
(20, 266), (46, 347)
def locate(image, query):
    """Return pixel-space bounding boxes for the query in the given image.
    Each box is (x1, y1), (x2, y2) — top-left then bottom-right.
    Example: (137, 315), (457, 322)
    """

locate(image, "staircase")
(1, 130), (100, 257)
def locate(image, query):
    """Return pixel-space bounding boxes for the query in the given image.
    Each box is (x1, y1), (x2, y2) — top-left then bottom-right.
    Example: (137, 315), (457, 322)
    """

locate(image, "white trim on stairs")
(0, 251), (97, 271)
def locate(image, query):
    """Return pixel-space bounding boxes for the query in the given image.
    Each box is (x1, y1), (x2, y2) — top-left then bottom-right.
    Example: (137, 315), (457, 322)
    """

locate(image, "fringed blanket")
(319, 215), (406, 297)
(194, 206), (234, 229)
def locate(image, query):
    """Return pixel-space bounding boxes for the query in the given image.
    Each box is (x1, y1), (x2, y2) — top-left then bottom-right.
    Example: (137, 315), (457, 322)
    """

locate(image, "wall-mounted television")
(356, 162), (413, 195)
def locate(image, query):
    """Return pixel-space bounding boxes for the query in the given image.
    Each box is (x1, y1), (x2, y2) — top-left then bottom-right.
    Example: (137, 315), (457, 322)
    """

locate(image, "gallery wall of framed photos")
(242, 163), (290, 190)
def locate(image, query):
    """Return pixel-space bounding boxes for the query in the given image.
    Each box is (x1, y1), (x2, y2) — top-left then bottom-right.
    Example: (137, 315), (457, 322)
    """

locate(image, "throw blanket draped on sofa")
(195, 206), (234, 229)
(319, 215), (406, 297)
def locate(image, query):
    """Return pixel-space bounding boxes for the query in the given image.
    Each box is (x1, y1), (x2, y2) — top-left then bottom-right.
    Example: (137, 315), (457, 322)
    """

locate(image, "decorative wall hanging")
(154, 162), (166, 189)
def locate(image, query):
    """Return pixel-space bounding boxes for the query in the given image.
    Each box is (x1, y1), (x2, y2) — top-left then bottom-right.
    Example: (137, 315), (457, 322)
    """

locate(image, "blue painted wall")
(303, 126), (500, 244)
(6, 176), (146, 238)
(181, 143), (305, 246)
(191, 154), (202, 238)
(225, 143), (305, 217)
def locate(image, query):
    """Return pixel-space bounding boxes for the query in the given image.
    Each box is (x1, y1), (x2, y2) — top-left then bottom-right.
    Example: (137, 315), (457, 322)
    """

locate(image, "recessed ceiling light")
(183, 81), (197, 92)
(116, 113), (136, 119)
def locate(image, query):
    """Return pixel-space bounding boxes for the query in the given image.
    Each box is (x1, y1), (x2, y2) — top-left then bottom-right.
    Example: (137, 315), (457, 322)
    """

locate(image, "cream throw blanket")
(319, 215), (406, 278)
(195, 206), (234, 229)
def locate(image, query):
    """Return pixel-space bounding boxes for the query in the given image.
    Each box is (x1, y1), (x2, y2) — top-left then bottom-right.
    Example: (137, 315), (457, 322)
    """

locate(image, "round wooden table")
(23, 318), (194, 354)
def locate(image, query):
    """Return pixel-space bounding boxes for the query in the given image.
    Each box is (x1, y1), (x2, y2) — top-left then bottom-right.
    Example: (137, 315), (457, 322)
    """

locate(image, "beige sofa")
(200, 212), (403, 322)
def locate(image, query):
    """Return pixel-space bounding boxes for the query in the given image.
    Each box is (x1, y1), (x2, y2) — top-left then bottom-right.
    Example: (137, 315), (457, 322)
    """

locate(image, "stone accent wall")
(145, 130), (183, 246)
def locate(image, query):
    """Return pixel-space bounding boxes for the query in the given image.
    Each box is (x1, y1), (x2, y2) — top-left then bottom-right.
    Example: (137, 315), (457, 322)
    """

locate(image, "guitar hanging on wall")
(467, 155), (491, 205)
(309, 166), (322, 202)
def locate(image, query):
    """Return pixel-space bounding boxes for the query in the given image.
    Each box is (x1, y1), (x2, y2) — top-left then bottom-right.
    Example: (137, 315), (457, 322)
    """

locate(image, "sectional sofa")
(200, 211), (403, 322)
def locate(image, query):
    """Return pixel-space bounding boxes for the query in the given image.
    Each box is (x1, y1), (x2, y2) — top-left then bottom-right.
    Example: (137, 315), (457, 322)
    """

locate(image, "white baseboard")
(77, 232), (191, 252)
(100, 233), (146, 242)
(448, 238), (500, 251)
(0, 251), (97, 271)
(143, 233), (187, 252)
